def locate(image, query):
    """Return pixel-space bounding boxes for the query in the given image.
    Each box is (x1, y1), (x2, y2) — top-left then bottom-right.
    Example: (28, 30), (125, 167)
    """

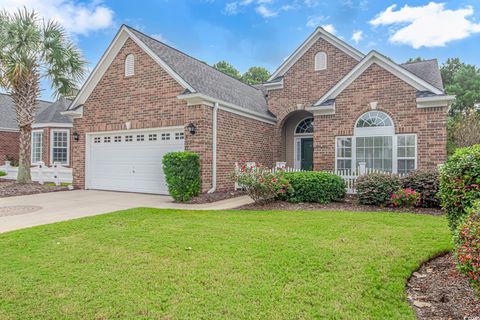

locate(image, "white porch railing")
(0, 161), (73, 185)
(235, 161), (403, 194)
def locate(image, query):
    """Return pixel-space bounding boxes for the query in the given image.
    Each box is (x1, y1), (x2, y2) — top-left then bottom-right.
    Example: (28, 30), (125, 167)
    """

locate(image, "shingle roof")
(400, 59), (444, 91)
(0, 94), (71, 131)
(126, 26), (272, 118)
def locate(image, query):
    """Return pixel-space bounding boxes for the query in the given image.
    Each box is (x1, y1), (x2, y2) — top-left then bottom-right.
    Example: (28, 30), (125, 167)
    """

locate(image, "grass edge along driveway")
(0, 209), (451, 319)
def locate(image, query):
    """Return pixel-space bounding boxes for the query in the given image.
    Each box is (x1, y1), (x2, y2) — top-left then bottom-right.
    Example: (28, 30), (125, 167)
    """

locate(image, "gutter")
(207, 102), (219, 194)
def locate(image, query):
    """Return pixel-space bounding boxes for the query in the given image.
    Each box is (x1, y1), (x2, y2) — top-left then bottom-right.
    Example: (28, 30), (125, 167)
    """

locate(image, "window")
(104, 136), (111, 143)
(335, 111), (417, 174)
(314, 52), (327, 71)
(397, 135), (416, 175)
(161, 133), (170, 141)
(31, 130), (43, 164)
(114, 136), (122, 142)
(336, 137), (352, 171)
(175, 132), (184, 140)
(148, 134), (157, 141)
(136, 134), (145, 141)
(51, 130), (69, 165)
(295, 118), (314, 134)
(125, 135), (133, 142)
(94, 137), (101, 143)
(125, 54), (135, 77)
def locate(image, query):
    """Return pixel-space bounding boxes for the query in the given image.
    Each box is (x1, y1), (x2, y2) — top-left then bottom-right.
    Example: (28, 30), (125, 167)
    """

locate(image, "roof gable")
(314, 51), (444, 106)
(400, 59), (444, 91)
(268, 27), (365, 81)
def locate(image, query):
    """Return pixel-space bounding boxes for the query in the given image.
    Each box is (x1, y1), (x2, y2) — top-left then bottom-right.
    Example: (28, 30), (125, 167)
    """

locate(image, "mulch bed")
(407, 253), (480, 320)
(0, 179), (70, 198)
(186, 190), (246, 204)
(236, 194), (443, 215)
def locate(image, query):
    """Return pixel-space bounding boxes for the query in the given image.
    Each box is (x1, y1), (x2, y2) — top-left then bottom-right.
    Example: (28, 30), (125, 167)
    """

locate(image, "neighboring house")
(65, 25), (454, 195)
(0, 94), (73, 167)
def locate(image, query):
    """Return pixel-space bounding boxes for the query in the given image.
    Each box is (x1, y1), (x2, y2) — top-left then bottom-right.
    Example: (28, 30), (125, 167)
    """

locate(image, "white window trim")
(31, 129), (44, 165)
(50, 129), (70, 165)
(335, 134), (417, 174)
(314, 52), (327, 71)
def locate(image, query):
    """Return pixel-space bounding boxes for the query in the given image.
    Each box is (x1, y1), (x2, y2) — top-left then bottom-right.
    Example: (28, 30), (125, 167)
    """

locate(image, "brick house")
(64, 25), (454, 194)
(0, 94), (73, 167)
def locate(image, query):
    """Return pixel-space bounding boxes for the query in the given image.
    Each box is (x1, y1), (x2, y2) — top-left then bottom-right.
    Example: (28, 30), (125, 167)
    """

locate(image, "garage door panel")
(87, 129), (184, 195)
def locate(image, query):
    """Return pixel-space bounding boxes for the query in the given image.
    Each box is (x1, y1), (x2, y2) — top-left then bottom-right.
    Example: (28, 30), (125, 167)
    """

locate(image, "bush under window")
(401, 169), (440, 208)
(356, 173), (401, 206)
(163, 152), (201, 202)
(281, 171), (345, 204)
(440, 144), (480, 231)
(0, 171), (6, 177)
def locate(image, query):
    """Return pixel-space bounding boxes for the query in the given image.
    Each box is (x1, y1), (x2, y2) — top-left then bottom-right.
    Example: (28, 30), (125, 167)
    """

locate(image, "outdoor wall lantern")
(186, 123), (197, 135)
(73, 131), (80, 142)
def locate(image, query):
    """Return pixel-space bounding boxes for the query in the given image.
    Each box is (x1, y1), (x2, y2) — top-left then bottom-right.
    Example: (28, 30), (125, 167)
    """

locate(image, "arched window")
(336, 111), (417, 174)
(295, 117), (314, 134)
(314, 52), (327, 71)
(125, 54), (135, 77)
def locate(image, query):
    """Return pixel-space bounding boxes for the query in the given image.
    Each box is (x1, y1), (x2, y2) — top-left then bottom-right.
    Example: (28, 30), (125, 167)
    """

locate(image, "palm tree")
(0, 8), (86, 183)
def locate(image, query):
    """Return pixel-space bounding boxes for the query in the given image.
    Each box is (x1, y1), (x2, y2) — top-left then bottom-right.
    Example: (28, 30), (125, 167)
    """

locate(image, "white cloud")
(321, 24), (336, 34)
(370, 2), (480, 48)
(352, 30), (363, 44)
(306, 15), (328, 28)
(0, 0), (114, 35)
(256, 5), (277, 18)
(304, 0), (319, 8)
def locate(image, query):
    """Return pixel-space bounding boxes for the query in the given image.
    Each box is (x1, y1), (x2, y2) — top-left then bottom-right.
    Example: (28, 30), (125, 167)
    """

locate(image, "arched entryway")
(280, 110), (314, 170)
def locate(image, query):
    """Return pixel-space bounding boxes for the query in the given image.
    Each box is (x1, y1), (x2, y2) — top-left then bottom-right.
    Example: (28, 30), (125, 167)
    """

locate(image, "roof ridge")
(400, 58), (438, 66)
(124, 25), (265, 94)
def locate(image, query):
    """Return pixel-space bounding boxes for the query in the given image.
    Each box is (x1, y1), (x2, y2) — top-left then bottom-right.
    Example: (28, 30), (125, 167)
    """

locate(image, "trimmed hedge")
(440, 144), (480, 231)
(163, 152), (201, 202)
(0, 171), (6, 177)
(281, 171), (345, 204)
(356, 173), (401, 206)
(401, 169), (440, 208)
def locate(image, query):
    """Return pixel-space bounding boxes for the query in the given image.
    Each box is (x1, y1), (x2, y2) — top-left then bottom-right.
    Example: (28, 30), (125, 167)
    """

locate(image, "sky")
(2, 0), (480, 100)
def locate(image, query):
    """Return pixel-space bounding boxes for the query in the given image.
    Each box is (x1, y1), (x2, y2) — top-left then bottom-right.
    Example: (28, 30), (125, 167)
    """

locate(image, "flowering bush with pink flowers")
(233, 161), (289, 203)
(389, 188), (420, 207)
(454, 202), (480, 293)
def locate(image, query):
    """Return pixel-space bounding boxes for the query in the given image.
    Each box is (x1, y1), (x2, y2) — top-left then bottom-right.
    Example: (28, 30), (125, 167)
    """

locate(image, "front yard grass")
(0, 209), (451, 319)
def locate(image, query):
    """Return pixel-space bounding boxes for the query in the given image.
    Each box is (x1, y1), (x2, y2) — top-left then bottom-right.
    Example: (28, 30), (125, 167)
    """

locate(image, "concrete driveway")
(0, 190), (252, 233)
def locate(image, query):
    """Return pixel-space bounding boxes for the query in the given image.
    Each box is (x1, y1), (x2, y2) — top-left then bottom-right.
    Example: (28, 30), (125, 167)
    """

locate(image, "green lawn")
(0, 209), (451, 319)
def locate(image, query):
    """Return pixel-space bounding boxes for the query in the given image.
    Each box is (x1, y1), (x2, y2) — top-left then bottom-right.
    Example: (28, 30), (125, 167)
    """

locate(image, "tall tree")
(241, 66), (270, 85)
(0, 9), (86, 183)
(213, 60), (241, 80)
(443, 63), (480, 116)
(441, 58), (465, 87)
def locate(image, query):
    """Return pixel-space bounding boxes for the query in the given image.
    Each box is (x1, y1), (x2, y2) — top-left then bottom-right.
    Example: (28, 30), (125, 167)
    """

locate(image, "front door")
(301, 138), (313, 170)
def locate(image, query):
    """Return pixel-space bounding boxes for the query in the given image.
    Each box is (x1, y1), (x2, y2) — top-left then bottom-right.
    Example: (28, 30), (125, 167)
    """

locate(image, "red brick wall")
(313, 63), (447, 170)
(267, 37), (359, 159)
(0, 131), (19, 163)
(72, 37), (273, 192)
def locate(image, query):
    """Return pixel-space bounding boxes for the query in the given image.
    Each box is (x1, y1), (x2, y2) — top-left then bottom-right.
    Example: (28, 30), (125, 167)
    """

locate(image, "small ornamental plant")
(0, 171), (6, 177)
(454, 203), (480, 293)
(233, 161), (289, 203)
(389, 188), (420, 208)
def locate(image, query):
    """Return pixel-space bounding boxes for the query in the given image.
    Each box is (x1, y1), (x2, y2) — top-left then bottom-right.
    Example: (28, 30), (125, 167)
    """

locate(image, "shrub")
(281, 171), (345, 204)
(389, 188), (420, 207)
(0, 171), (6, 177)
(356, 173), (401, 206)
(454, 202), (480, 294)
(233, 161), (289, 203)
(401, 169), (440, 207)
(440, 144), (480, 231)
(163, 152), (201, 202)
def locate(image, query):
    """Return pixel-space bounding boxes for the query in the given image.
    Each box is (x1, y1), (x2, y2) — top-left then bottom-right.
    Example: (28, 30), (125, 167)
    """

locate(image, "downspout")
(207, 102), (219, 193)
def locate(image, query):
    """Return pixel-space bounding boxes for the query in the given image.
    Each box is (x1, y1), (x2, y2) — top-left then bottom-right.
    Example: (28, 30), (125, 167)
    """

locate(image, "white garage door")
(86, 128), (185, 194)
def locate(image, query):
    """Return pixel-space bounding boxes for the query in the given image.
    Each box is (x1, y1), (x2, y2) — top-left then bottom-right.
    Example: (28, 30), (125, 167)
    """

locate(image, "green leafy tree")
(444, 64), (480, 116)
(241, 66), (270, 85)
(404, 57), (424, 63)
(0, 9), (86, 183)
(213, 60), (241, 79)
(441, 57), (465, 87)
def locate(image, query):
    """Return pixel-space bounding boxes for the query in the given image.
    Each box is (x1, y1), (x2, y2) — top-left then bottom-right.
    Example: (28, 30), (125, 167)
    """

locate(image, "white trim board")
(0, 127), (19, 132)
(314, 51), (444, 107)
(69, 25), (195, 112)
(268, 27), (364, 81)
(32, 123), (73, 129)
